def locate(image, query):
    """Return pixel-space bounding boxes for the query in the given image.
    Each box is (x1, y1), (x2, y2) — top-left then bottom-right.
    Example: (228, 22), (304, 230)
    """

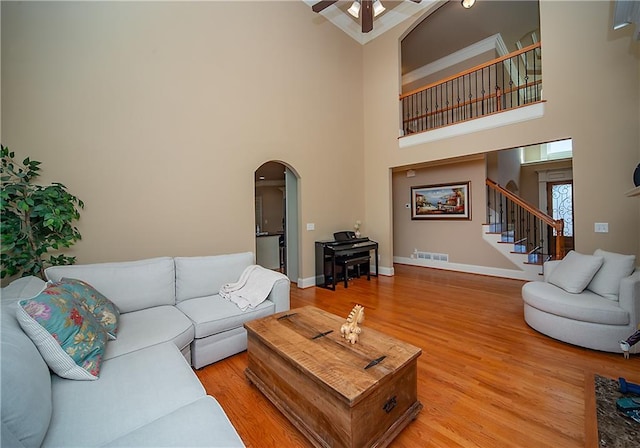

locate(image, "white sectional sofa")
(1, 252), (290, 447)
(522, 250), (639, 354)
(45, 252), (290, 368)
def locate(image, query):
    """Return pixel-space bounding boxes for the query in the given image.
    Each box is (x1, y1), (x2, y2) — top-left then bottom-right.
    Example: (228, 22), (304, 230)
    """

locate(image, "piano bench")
(340, 256), (371, 288)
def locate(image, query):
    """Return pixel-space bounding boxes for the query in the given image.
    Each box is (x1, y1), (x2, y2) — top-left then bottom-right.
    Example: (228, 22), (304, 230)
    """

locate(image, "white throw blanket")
(219, 265), (287, 311)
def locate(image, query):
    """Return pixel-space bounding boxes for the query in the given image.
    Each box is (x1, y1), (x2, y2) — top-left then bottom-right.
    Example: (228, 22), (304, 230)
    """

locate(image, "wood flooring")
(195, 264), (640, 448)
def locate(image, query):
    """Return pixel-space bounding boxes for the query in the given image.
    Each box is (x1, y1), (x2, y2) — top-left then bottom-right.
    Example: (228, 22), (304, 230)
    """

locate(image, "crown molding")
(402, 33), (507, 86)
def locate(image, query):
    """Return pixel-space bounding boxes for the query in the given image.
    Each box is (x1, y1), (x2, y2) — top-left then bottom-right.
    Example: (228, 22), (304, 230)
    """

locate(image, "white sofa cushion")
(1, 289), (53, 448)
(177, 294), (274, 338)
(522, 281), (630, 325)
(43, 342), (206, 447)
(103, 305), (194, 360)
(191, 327), (248, 369)
(103, 396), (244, 447)
(46, 257), (176, 313)
(587, 249), (636, 301)
(547, 250), (603, 294)
(1, 275), (47, 299)
(174, 252), (254, 303)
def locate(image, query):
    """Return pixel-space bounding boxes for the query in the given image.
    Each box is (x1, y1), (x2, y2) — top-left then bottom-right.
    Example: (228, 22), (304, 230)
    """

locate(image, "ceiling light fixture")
(312, 0), (417, 34)
(347, 1), (360, 18)
(347, 1), (385, 19)
(373, 0), (386, 17)
(461, 0), (476, 9)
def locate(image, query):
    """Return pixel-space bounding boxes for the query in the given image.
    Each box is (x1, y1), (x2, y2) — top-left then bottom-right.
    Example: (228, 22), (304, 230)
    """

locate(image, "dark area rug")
(595, 375), (640, 447)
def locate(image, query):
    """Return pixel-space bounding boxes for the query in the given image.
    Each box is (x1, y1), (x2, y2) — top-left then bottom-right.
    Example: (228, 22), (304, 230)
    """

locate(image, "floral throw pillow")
(16, 284), (108, 380)
(55, 278), (120, 339)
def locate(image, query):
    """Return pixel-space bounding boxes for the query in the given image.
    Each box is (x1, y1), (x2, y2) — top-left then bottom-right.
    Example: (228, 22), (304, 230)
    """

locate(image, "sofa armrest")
(1, 276), (46, 302)
(619, 269), (640, 329)
(266, 277), (290, 313)
(543, 260), (562, 282)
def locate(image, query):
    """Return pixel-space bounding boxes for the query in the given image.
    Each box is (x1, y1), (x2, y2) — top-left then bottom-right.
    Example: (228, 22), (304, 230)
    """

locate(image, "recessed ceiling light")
(461, 0), (476, 9)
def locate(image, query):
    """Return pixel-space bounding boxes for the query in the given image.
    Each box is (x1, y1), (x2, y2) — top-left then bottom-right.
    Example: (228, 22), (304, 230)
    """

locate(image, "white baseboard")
(298, 259), (535, 287)
(393, 256), (538, 281)
(296, 276), (317, 289)
(296, 265), (395, 289)
(378, 266), (394, 276)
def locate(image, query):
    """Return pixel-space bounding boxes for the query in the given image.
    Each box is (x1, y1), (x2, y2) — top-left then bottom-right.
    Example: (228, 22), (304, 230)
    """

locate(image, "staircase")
(481, 223), (545, 281)
(483, 179), (565, 281)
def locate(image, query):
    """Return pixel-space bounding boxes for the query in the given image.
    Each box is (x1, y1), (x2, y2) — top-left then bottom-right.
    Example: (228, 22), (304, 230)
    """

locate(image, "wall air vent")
(415, 251), (448, 262)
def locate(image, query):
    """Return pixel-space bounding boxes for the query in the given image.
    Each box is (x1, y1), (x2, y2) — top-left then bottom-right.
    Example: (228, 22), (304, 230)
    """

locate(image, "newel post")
(555, 219), (565, 260)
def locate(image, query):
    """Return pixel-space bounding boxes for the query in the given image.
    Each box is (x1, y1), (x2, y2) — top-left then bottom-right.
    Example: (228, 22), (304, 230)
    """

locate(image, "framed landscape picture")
(411, 182), (471, 220)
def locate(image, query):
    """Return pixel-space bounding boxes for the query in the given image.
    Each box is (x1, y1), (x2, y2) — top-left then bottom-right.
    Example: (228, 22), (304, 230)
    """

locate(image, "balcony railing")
(400, 42), (542, 135)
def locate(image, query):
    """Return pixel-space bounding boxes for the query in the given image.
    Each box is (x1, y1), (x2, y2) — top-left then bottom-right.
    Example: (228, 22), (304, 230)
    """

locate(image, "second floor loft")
(400, 42), (542, 138)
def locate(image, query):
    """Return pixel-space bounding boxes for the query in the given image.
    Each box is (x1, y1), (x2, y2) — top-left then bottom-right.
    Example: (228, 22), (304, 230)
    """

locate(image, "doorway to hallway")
(254, 161), (299, 284)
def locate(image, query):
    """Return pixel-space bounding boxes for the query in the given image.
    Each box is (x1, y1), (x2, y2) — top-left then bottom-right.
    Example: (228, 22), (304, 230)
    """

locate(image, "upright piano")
(315, 237), (378, 290)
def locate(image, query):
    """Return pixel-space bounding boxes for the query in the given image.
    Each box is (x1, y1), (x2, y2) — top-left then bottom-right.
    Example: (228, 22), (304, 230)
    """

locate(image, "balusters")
(485, 184), (489, 224)
(486, 179), (561, 268)
(400, 43), (542, 135)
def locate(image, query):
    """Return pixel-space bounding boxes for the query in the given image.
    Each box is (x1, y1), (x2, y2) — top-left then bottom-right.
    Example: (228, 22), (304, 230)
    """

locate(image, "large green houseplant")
(1, 145), (84, 280)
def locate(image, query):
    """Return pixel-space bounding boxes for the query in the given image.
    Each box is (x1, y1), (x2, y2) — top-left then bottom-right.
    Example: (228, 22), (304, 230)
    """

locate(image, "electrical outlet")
(306, 223), (315, 231)
(594, 222), (609, 233)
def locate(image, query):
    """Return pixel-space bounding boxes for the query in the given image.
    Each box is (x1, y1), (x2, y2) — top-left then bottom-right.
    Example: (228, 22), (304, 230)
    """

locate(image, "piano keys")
(315, 237), (379, 290)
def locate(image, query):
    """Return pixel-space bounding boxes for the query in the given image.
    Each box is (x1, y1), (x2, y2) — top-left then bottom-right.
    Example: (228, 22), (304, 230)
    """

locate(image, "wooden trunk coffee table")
(244, 306), (422, 448)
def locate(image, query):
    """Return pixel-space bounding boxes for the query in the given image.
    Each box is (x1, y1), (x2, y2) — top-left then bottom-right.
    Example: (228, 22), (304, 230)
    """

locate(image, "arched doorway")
(254, 161), (299, 284)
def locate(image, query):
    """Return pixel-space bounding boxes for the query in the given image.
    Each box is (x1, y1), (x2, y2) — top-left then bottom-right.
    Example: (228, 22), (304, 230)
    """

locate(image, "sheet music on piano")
(315, 237), (378, 290)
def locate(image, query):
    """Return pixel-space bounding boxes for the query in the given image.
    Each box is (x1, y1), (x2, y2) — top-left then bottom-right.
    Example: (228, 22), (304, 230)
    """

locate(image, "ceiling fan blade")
(312, 1), (339, 13)
(362, 0), (373, 33)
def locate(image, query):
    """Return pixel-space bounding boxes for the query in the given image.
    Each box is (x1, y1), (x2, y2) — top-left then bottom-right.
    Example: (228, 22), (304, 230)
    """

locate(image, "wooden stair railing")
(486, 179), (565, 263)
(400, 43), (543, 135)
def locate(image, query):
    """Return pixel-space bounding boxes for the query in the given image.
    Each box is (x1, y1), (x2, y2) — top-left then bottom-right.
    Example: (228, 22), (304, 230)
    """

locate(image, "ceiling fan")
(312, 0), (422, 34)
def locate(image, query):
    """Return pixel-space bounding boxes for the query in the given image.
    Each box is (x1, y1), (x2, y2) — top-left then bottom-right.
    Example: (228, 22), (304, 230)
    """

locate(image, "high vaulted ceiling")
(402, 0), (540, 74)
(304, 0), (540, 78)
